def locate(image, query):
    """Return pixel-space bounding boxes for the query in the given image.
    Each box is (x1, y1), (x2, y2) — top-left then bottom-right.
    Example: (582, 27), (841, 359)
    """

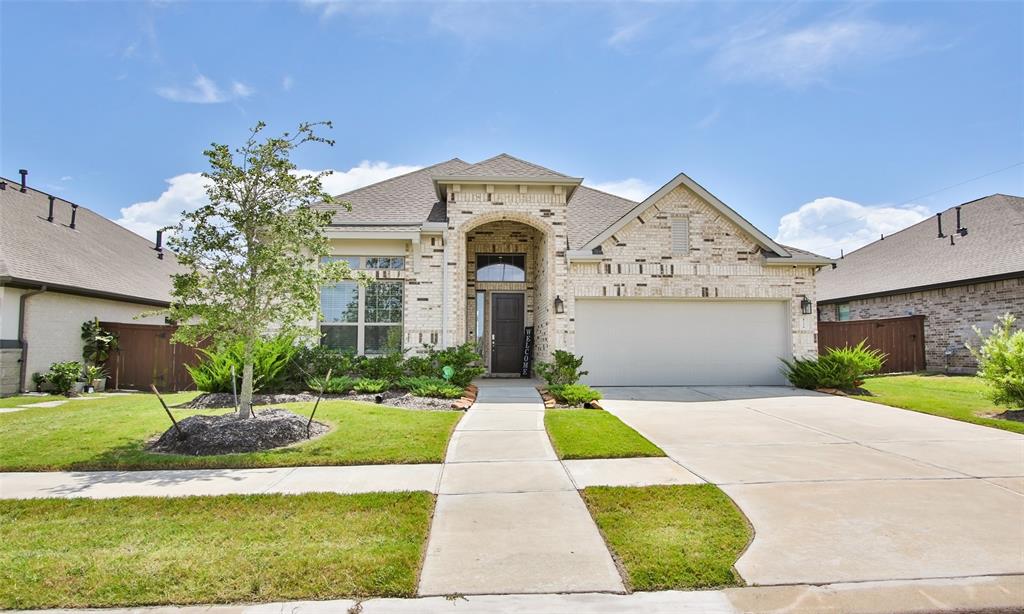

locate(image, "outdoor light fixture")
(800, 296), (813, 315)
(554, 296), (565, 314)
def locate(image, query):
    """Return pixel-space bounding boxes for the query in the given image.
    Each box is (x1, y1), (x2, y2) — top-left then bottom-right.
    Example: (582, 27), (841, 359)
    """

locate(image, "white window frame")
(320, 256), (404, 354)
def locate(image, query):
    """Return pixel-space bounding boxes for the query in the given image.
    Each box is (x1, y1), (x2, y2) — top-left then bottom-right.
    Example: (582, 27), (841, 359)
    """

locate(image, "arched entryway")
(455, 214), (555, 376)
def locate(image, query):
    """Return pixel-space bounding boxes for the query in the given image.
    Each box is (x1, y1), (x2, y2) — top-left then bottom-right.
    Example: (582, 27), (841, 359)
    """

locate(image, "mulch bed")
(993, 409), (1024, 423)
(183, 390), (470, 412)
(148, 408), (329, 456)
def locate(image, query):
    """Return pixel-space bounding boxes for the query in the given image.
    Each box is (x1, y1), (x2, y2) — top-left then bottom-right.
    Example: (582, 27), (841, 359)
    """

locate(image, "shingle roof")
(817, 194), (1024, 302)
(316, 158), (470, 225)
(0, 179), (186, 305)
(447, 153), (571, 179)
(566, 185), (640, 250)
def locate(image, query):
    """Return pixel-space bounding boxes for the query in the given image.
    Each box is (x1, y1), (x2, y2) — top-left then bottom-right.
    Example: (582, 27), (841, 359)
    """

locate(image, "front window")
(320, 255), (404, 354)
(476, 254), (526, 282)
(837, 304), (851, 321)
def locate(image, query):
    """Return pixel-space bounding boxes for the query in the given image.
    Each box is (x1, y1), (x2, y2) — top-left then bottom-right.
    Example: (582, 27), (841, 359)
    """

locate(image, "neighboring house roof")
(817, 194), (1024, 303)
(0, 178), (183, 306)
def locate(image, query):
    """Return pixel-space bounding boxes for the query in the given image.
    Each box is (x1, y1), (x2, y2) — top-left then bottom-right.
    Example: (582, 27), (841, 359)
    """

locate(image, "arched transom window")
(476, 254), (526, 282)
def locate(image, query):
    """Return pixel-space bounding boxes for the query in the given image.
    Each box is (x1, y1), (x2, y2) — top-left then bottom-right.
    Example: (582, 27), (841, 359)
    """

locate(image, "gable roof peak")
(439, 153), (579, 181)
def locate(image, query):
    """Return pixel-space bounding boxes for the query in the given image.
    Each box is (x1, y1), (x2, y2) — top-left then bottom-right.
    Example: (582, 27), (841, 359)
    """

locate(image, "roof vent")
(936, 211), (946, 239)
(18, 169), (27, 193)
(47, 196), (55, 222)
(69, 203), (79, 229)
(155, 229), (164, 260)
(955, 206), (968, 237)
(0, 181), (6, 190)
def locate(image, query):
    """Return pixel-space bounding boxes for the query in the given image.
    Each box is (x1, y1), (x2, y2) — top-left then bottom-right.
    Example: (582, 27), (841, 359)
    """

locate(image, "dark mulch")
(994, 409), (1024, 423)
(183, 391), (459, 412)
(148, 409), (329, 456)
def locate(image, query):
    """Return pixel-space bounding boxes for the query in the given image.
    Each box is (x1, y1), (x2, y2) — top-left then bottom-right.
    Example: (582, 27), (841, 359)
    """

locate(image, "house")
(0, 171), (184, 395)
(315, 154), (831, 386)
(817, 194), (1024, 373)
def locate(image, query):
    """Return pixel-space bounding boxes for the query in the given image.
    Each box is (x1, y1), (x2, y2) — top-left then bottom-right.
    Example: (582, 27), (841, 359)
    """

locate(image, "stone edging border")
(451, 384), (478, 410)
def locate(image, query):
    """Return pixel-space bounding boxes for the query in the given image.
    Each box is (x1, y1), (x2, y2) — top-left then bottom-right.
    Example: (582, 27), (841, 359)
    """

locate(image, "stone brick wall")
(566, 184), (820, 359)
(0, 348), (20, 396)
(819, 276), (1024, 372)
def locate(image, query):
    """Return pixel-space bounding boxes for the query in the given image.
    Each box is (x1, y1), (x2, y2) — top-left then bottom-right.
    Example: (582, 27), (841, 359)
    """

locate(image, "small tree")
(167, 121), (352, 418)
(81, 318), (118, 366)
(968, 314), (1024, 409)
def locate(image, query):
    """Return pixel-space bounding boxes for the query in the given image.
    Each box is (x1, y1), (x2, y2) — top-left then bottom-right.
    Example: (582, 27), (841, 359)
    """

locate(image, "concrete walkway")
(598, 386), (1024, 587)
(11, 575), (1022, 613)
(417, 379), (625, 596)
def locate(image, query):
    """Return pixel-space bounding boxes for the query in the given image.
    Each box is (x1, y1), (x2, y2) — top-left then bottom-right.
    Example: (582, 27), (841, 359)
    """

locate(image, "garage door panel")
(574, 300), (790, 386)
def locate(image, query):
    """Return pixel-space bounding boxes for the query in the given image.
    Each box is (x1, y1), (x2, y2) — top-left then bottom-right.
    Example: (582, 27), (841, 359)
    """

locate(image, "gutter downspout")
(18, 286), (47, 392)
(441, 236), (450, 349)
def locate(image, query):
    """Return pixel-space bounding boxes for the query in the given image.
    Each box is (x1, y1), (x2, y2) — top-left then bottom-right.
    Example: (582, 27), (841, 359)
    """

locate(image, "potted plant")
(46, 361), (84, 397)
(83, 364), (106, 393)
(30, 372), (46, 393)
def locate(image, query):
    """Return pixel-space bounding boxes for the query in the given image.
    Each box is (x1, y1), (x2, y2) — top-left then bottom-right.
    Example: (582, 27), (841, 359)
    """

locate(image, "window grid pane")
(364, 325), (402, 354)
(366, 282), (403, 323)
(320, 281), (359, 323)
(364, 256), (405, 270)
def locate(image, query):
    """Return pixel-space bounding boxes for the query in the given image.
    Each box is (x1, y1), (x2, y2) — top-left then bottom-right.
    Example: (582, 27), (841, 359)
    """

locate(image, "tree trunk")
(238, 340), (255, 419)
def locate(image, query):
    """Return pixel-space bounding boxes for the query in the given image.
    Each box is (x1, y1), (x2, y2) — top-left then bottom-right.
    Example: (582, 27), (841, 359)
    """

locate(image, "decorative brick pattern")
(819, 277), (1024, 372)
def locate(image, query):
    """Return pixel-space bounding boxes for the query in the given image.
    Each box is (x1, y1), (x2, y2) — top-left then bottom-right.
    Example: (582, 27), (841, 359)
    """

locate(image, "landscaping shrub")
(186, 335), (298, 393)
(353, 378), (390, 394)
(284, 345), (356, 384)
(357, 353), (405, 383)
(550, 383), (603, 406)
(30, 372), (46, 393)
(781, 340), (886, 390)
(402, 354), (437, 378)
(46, 361), (83, 396)
(968, 314), (1024, 409)
(429, 343), (485, 387)
(306, 375), (357, 394)
(398, 376), (464, 399)
(535, 350), (588, 387)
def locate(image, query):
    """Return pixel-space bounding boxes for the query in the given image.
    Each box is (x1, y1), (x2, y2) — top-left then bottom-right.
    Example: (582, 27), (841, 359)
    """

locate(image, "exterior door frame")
(489, 291), (526, 375)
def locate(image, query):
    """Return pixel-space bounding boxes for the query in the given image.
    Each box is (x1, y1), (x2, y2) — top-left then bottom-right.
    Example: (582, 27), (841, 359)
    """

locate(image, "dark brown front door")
(491, 293), (525, 373)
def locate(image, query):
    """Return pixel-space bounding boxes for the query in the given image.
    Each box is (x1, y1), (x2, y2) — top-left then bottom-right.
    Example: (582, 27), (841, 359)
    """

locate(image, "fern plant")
(186, 335), (298, 393)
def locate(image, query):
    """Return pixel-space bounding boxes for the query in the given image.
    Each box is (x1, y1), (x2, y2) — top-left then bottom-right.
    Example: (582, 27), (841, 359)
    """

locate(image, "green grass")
(545, 409), (664, 459)
(854, 374), (1024, 435)
(581, 485), (751, 591)
(0, 492), (433, 609)
(0, 392), (462, 471)
(0, 394), (65, 408)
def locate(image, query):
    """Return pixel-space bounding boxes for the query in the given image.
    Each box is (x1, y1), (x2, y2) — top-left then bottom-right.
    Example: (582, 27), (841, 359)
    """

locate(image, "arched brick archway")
(452, 211), (559, 373)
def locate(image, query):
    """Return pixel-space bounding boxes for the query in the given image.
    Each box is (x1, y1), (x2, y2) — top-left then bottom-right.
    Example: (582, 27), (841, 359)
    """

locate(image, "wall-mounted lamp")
(554, 295), (565, 314)
(800, 296), (813, 315)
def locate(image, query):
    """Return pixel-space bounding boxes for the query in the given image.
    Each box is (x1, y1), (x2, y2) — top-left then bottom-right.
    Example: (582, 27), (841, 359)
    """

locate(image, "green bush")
(282, 345), (357, 388)
(549, 383), (602, 406)
(357, 353), (405, 383)
(46, 361), (83, 396)
(186, 335), (298, 393)
(353, 378), (390, 394)
(81, 318), (118, 366)
(399, 376), (464, 399)
(968, 314), (1024, 409)
(535, 350), (588, 387)
(30, 372), (46, 392)
(429, 343), (485, 387)
(306, 375), (357, 394)
(781, 340), (886, 390)
(402, 354), (437, 378)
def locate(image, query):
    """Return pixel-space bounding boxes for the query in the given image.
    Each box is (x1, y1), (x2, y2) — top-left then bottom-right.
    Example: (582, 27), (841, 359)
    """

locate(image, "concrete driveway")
(599, 386), (1024, 586)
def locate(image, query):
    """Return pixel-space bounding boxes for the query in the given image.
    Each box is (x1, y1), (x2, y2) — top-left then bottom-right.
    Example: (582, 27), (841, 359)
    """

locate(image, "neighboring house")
(817, 194), (1024, 373)
(315, 154), (831, 386)
(0, 172), (183, 395)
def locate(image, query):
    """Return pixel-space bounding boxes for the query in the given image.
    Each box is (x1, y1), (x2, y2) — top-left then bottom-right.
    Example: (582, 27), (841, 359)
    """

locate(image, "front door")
(490, 293), (525, 374)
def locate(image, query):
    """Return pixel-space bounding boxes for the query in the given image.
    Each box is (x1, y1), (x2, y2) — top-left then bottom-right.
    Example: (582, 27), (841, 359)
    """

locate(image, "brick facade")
(330, 181), (822, 373)
(819, 276), (1024, 372)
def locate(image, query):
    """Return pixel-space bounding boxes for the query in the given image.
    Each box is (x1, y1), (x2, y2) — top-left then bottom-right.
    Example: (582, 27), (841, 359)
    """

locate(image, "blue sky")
(2, 0), (1022, 256)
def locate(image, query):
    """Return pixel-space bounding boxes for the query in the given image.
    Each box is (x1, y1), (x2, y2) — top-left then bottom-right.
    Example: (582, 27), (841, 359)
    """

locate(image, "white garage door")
(574, 299), (790, 386)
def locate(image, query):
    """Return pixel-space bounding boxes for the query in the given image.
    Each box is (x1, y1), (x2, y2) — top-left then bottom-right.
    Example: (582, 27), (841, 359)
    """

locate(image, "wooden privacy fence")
(100, 322), (203, 392)
(818, 315), (926, 373)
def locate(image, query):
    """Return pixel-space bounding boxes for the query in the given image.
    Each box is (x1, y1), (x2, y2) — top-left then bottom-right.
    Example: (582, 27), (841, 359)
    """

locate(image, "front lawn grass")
(854, 374), (1024, 435)
(545, 409), (664, 459)
(0, 492), (433, 609)
(0, 394), (65, 408)
(581, 485), (751, 591)
(0, 392), (462, 471)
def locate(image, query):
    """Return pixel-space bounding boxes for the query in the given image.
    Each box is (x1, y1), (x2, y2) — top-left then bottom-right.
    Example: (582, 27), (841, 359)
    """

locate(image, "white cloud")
(282, 75), (294, 91)
(585, 178), (655, 202)
(116, 161), (422, 238)
(116, 172), (210, 239)
(774, 196), (931, 257)
(710, 19), (922, 86)
(156, 74), (254, 104)
(606, 20), (649, 49)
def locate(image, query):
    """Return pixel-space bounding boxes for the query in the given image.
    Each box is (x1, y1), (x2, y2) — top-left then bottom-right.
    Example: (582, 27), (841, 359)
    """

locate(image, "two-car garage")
(573, 299), (791, 386)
